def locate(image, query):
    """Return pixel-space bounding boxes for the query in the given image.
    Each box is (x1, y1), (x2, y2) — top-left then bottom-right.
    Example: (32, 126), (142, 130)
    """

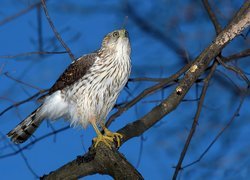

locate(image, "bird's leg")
(91, 121), (113, 149)
(100, 122), (123, 148)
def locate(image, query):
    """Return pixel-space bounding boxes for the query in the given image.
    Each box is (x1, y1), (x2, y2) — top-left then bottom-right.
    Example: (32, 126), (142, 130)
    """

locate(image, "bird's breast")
(66, 54), (131, 126)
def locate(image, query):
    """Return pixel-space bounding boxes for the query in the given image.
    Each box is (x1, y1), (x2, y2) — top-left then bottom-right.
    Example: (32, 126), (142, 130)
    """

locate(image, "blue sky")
(0, 0), (249, 179)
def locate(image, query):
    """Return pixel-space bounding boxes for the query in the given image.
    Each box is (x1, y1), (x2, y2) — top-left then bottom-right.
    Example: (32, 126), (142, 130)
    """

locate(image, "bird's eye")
(113, 31), (119, 37)
(125, 31), (129, 37)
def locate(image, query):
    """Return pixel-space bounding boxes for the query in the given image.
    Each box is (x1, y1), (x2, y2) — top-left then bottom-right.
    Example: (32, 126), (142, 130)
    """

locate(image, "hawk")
(7, 29), (131, 148)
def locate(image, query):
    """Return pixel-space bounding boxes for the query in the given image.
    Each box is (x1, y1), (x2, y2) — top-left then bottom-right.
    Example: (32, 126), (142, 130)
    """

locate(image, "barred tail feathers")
(7, 108), (43, 144)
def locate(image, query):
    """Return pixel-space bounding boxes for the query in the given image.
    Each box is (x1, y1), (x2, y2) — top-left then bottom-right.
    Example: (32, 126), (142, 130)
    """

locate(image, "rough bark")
(42, 2), (250, 179)
(42, 144), (143, 180)
(119, 1), (250, 143)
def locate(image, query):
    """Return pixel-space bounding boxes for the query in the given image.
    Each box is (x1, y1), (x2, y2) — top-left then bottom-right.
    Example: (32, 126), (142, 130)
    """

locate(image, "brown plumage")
(38, 53), (97, 101)
(7, 29), (131, 148)
(7, 108), (43, 143)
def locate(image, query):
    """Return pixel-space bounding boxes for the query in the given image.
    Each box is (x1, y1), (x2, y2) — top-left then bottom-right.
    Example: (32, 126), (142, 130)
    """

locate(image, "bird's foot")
(104, 128), (123, 148)
(93, 134), (113, 149)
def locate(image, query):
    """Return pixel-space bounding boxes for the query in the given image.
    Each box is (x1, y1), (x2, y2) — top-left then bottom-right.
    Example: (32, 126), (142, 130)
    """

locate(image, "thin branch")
(223, 48), (250, 62)
(0, 133), (39, 178)
(202, 0), (222, 34)
(118, 0), (250, 145)
(37, 4), (44, 53)
(125, 2), (192, 63)
(129, 77), (168, 82)
(0, 51), (67, 59)
(4, 72), (43, 91)
(215, 69), (241, 92)
(106, 63), (192, 127)
(0, 126), (70, 159)
(41, 2), (250, 178)
(0, 90), (48, 117)
(217, 56), (250, 87)
(136, 135), (145, 168)
(19, 149), (39, 178)
(40, 0), (75, 62)
(183, 91), (247, 169)
(0, 2), (41, 26)
(172, 61), (218, 180)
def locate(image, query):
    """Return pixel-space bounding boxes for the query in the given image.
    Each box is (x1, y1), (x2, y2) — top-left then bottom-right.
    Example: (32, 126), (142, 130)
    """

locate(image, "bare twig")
(40, 1), (250, 178)
(183, 91), (247, 169)
(0, 126), (70, 159)
(172, 61), (218, 180)
(0, 90), (48, 117)
(106, 63), (192, 127)
(19, 150), (39, 178)
(4, 72), (43, 91)
(202, 0), (222, 34)
(215, 69), (241, 92)
(37, 4), (44, 53)
(223, 49), (250, 62)
(0, 51), (67, 59)
(129, 77), (168, 82)
(136, 135), (145, 168)
(118, 0), (250, 148)
(0, 2), (41, 26)
(125, 2), (192, 63)
(40, 0), (75, 62)
(0, 133), (39, 178)
(217, 56), (250, 87)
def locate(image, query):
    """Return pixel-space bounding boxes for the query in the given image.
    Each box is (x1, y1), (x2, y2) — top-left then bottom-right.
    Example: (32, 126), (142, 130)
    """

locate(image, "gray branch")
(42, 1), (250, 179)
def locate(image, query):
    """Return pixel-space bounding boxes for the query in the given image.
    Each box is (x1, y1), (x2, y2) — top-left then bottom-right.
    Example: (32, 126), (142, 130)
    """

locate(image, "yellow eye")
(113, 31), (119, 37)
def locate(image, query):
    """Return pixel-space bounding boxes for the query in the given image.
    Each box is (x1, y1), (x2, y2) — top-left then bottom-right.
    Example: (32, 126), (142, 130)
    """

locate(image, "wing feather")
(38, 52), (97, 101)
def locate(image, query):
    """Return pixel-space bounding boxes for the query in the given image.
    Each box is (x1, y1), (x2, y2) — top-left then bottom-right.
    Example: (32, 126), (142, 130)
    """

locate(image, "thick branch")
(119, 1), (250, 144)
(106, 63), (191, 127)
(42, 144), (143, 180)
(43, 2), (250, 179)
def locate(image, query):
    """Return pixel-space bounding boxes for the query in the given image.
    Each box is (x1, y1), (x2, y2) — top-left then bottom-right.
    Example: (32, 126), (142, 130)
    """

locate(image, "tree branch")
(0, 2), (41, 26)
(202, 0), (222, 34)
(42, 144), (143, 180)
(0, 51), (67, 59)
(0, 90), (48, 117)
(172, 61), (218, 179)
(223, 48), (250, 62)
(182, 91), (247, 169)
(40, 0), (75, 62)
(42, 1), (250, 179)
(217, 56), (250, 87)
(106, 63), (191, 127)
(118, 1), (250, 144)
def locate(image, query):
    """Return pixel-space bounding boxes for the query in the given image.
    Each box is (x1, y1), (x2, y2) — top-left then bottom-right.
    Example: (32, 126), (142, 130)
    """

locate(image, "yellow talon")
(93, 134), (113, 149)
(103, 127), (123, 148)
(91, 121), (123, 149)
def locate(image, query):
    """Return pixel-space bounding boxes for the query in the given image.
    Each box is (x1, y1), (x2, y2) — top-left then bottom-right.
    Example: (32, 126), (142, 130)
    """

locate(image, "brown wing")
(38, 52), (97, 101)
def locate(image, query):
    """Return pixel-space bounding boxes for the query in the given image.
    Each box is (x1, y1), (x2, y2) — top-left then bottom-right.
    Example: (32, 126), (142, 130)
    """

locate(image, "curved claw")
(104, 129), (123, 148)
(93, 134), (113, 149)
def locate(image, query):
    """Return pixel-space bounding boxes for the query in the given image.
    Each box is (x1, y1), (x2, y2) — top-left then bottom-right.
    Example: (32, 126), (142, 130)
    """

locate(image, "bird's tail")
(7, 107), (43, 144)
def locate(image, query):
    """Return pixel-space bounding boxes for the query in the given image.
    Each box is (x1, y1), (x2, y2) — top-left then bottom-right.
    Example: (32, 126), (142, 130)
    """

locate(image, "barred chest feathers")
(7, 29), (131, 144)
(67, 41), (131, 128)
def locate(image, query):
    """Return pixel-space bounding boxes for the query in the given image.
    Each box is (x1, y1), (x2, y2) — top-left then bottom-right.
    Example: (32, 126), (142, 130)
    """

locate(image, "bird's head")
(100, 29), (131, 57)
